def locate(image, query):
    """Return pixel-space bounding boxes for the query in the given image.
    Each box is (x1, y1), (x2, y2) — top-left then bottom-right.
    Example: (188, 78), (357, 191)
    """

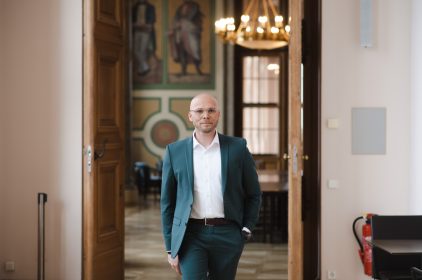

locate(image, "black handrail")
(37, 193), (47, 280)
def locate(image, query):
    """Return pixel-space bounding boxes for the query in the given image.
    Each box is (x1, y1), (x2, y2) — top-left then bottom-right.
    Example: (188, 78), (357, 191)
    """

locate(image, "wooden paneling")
(96, 43), (121, 128)
(84, 0), (127, 279)
(288, 0), (304, 279)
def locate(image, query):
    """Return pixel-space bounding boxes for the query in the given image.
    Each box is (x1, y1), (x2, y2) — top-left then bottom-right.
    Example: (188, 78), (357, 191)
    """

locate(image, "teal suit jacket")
(160, 134), (262, 258)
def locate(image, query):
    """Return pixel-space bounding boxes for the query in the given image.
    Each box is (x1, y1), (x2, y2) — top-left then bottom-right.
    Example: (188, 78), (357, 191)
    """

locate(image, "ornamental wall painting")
(132, 97), (194, 166)
(131, 0), (215, 89)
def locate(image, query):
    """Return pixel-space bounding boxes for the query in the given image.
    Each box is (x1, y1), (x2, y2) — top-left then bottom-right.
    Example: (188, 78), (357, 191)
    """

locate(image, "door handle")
(94, 139), (108, 160)
(86, 145), (92, 174)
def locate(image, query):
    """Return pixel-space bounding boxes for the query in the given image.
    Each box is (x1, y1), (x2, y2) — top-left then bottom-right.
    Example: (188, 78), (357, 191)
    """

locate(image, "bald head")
(190, 93), (219, 111)
(188, 93), (220, 135)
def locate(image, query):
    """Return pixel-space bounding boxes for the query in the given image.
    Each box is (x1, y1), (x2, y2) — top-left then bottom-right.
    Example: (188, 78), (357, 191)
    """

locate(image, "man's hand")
(241, 229), (252, 241)
(167, 254), (182, 276)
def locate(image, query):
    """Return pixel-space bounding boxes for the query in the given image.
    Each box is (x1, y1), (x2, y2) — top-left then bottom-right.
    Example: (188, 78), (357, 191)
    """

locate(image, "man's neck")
(194, 130), (216, 148)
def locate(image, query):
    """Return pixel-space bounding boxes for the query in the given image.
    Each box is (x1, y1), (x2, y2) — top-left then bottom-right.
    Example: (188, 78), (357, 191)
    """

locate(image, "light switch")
(327, 179), (339, 189)
(327, 118), (339, 129)
(5, 261), (15, 272)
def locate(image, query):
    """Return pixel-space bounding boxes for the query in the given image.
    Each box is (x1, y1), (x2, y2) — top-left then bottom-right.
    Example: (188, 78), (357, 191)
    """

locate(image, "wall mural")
(132, 96), (194, 166)
(131, 0), (215, 167)
(131, 0), (215, 90)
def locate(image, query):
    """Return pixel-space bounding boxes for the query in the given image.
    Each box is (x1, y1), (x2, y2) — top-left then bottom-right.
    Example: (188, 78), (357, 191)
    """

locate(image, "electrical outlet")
(5, 261), (15, 272)
(327, 270), (336, 280)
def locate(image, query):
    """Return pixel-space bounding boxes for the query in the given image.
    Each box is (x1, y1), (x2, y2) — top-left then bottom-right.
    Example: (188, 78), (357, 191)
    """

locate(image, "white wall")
(322, 0), (411, 279)
(0, 1), (82, 279)
(409, 0), (422, 215)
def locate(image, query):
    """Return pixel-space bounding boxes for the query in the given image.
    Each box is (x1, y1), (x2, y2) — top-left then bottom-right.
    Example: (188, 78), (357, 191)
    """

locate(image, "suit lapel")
(185, 137), (194, 195)
(219, 134), (228, 193)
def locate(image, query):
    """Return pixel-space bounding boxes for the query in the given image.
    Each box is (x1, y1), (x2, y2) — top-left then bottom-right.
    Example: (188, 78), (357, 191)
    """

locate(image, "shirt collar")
(193, 130), (220, 149)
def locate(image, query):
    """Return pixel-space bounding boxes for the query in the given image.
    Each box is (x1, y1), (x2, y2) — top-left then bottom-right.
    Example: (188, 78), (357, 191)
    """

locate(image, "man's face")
(188, 95), (220, 134)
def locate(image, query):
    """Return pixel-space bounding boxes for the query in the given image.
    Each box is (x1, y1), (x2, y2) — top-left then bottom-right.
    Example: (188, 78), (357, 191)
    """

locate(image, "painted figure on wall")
(168, 0), (204, 76)
(132, 0), (160, 78)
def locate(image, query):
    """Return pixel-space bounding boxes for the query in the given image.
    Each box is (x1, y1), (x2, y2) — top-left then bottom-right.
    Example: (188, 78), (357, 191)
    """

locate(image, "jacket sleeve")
(160, 145), (177, 251)
(241, 139), (262, 230)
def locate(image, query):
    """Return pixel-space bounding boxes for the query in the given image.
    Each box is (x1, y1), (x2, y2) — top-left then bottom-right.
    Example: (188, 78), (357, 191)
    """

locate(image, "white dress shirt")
(190, 131), (224, 219)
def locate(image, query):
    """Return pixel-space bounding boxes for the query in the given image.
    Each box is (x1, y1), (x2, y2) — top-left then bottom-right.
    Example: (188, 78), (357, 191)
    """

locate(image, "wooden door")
(288, 0), (304, 279)
(83, 0), (127, 279)
(302, 0), (322, 278)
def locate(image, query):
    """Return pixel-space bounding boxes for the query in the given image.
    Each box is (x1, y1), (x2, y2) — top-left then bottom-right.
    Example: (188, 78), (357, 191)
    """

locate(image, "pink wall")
(0, 1), (82, 279)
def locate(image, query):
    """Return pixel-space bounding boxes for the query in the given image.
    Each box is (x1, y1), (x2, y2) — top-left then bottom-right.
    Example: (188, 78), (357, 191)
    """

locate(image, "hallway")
(124, 200), (288, 279)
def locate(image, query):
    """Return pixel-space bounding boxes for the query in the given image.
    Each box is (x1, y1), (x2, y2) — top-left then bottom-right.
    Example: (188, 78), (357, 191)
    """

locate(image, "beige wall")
(0, 1), (82, 279)
(0, 0), (5, 267)
(322, 0), (411, 278)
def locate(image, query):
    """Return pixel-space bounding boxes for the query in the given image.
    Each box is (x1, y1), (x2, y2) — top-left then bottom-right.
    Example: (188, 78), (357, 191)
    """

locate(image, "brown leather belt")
(189, 218), (233, 226)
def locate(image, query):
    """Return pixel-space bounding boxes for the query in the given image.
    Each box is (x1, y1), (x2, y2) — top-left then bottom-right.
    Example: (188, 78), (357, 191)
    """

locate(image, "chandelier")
(214, 0), (291, 50)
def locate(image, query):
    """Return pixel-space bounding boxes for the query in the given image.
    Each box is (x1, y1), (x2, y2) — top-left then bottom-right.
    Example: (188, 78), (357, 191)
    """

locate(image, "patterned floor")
(125, 200), (288, 280)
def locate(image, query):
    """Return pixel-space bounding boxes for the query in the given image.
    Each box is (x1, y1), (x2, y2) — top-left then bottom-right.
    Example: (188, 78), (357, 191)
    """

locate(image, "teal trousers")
(178, 223), (245, 280)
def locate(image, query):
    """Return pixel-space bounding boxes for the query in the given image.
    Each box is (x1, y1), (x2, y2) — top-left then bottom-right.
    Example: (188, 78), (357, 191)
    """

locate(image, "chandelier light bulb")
(227, 24), (236, 32)
(241, 14), (250, 23)
(227, 17), (235, 25)
(214, 20), (225, 32)
(275, 15), (283, 23)
(258, 16), (268, 24)
(214, 0), (290, 50)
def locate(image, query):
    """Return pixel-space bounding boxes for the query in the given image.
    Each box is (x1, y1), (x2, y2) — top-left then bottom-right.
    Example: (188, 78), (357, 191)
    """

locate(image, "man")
(160, 93), (262, 279)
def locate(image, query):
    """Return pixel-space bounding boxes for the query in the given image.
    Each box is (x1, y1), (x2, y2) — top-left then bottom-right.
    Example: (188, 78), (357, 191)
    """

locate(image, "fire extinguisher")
(353, 213), (376, 276)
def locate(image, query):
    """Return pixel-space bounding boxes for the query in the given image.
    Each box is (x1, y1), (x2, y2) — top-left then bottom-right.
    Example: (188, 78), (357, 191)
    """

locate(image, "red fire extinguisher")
(353, 213), (376, 276)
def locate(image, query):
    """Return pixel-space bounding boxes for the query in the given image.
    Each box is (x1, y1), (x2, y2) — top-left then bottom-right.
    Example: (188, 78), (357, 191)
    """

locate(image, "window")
(234, 51), (288, 170)
(243, 56), (280, 154)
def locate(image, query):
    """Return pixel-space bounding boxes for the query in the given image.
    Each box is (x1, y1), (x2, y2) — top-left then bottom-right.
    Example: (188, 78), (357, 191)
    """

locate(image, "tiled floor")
(125, 200), (288, 280)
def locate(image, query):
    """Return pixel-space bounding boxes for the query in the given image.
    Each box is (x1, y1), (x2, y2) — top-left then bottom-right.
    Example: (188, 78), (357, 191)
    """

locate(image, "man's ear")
(188, 112), (193, 122)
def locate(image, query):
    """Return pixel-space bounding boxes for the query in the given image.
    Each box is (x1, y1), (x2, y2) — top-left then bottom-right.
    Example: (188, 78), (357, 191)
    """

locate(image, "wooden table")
(258, 170), (289, 192)
(257, 170), (288, 243)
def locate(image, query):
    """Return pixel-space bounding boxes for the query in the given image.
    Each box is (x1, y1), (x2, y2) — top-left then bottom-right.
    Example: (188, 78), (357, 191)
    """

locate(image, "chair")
(411, 267), (422, 280)
(253, 171), (288, 243)
(155, 159), (163, 176)
(134, 162), (147, 199)
(371, 215), (422, 280)
(134, 162), (161, 200)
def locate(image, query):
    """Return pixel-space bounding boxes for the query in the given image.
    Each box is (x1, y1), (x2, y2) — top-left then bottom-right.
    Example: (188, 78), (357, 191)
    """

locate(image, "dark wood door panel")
(94, 0), (124, 44)
(95, 161), (122, 252)
(84, 0), (127, 279)
(95, 42), (123, 131)
(92, 247), (123, 279)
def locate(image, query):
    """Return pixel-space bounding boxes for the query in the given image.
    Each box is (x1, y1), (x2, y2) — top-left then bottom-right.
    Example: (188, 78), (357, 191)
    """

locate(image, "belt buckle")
(204, 218), (214, 226)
